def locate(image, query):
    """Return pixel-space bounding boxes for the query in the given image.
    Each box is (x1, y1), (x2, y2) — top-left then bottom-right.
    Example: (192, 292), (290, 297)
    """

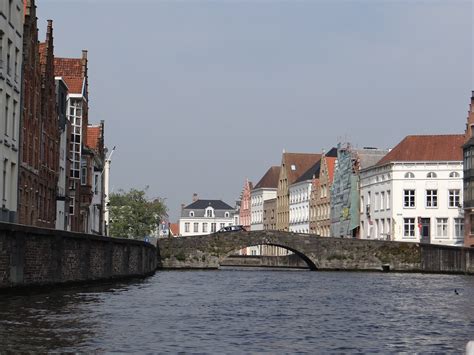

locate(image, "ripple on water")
(0, 271), (473, 353)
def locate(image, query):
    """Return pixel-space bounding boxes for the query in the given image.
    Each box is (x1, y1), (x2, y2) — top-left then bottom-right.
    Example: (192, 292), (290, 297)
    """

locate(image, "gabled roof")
(184, 199), (234, 210)
(326, 156), (337, 182)
(376, 135), (464, 166)
(254, 166), (280, 189)
(283, 153), (322, 185)
(54, 57), (84, 94)
(295, 160), (321, 183)
(86, 125), (101, 150)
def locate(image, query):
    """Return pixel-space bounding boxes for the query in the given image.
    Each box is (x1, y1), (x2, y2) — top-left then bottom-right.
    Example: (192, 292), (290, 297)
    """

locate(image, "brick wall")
(0, 222), (157, 289)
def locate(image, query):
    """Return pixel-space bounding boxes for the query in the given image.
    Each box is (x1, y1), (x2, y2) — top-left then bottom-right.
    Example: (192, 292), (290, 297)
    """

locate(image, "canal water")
(0, 270), (473, 353)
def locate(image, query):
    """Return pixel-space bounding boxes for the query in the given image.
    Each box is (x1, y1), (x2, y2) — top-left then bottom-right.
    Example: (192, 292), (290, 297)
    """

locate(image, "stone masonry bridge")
(157, 230), (474, 274)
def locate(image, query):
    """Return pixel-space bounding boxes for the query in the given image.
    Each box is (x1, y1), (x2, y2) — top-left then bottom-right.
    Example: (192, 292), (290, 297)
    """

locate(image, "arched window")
(427, 172), (437, 179)
(225, 212), (229, 218)
(189, 211), (194, 217)
(449, 172), (460, 178)
(404, 172), (415, 179)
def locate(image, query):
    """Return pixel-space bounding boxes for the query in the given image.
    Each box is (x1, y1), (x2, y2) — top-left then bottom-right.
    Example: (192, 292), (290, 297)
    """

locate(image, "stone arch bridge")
(156, 230), (466, 272)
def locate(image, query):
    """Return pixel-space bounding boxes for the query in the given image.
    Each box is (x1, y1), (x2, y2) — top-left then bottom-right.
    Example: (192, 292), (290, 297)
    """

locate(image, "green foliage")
(109, 187), (167, 239)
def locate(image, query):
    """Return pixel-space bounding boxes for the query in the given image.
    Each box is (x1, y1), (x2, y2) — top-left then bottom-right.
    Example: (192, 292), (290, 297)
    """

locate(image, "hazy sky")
(37, 0), (472, 221)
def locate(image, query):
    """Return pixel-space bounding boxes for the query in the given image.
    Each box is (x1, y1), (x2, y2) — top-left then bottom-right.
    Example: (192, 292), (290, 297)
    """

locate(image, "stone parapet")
(0, 222), (157, 289)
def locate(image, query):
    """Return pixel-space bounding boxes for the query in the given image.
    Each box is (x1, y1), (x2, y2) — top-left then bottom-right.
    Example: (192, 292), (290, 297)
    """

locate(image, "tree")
(109, 187), (167, 239)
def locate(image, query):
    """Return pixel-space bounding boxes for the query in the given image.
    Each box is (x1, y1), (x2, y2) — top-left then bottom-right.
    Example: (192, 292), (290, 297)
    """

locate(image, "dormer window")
(189, 211), (194, 217)
(291, 164), (296, 171)
(404, 172), (415, 179)
(206, 208), (214, 218)
(449, 172), (460, 178)
(225, 212), (230, 218)
(427, 172), (437, 179)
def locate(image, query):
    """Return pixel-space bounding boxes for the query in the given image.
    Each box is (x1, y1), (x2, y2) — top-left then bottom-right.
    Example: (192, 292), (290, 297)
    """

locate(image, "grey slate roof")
(184, 199), (234, 210)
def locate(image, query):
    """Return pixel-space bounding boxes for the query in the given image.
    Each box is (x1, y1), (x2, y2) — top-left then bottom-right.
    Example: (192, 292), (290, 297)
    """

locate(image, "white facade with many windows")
(0, 1), (22, 222)
(289, 180), (312, 234)
(250, 188), (277, 231)
(179, 199), (235, 237)
(360, 162), (464, 246)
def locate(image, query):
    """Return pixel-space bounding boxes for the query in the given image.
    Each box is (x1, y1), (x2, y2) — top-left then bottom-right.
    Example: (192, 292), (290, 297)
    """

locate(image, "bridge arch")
(157, 230), (323, 270)
(220, 242), (318, 270)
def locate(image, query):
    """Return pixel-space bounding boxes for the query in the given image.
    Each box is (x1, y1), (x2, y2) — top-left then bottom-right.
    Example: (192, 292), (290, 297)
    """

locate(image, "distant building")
(360, 135), (464, 246)
(464, 91), (474, 247)
(55, 77), (70, 230)
(239, 179), (253, 231)
(310, 153), (337, 236)
(55, 50), (90, 232)
(0, 0), (23, 222)
(250, 166), (280, 231)
(276, 152), (321, 231)
(263, 197), (277, 231)
(330, 144), (389, 238)
(179, 198), (235, 237)
(289, 160), (321, 234)
(85, 122), (105, 234)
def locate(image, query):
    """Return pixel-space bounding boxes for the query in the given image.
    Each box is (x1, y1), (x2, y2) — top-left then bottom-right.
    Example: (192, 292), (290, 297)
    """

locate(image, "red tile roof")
(326, 157), (337, 182)
(254, 166), (280, 189)
(86, 125), (101, 150)
(169, 223), (179, 237)
(376, 135), (464, 166)
(283, 153), (322, 185)
(54, 57), (84, 94)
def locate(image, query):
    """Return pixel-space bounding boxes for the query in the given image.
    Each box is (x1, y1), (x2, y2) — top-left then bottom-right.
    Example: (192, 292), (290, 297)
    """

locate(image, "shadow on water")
(0, 278), (149, 352)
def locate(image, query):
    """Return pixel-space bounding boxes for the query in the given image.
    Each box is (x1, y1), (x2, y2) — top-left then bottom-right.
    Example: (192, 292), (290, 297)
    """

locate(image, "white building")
(251, 166), (280, 231)
(289, 160), (320, 234)
(179, 199), (235, 237)
(0, 1), (23, 222)
(359, 135), (465, 246)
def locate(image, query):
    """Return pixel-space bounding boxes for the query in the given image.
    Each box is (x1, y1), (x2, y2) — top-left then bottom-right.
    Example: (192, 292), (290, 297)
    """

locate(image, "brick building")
(463, 92), (474, 247)
(18, 3), (59, 228)
(54, 50), (90, 232)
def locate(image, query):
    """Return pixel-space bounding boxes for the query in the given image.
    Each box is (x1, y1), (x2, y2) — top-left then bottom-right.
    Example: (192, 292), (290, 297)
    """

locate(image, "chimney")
(181, 203), (185, 211)
(192, 193), (198, 202)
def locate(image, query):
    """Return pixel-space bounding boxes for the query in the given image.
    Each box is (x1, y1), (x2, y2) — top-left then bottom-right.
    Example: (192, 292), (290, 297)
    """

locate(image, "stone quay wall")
(0, 222), (157, 289)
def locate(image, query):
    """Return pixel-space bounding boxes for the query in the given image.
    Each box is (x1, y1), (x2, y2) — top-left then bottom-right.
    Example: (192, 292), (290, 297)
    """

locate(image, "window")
(225, 212), (229, 218)
(427, 172), (437, 179)
(375, 192), (379, 211)
(426, 190), (438, 208)
(404, 218), (415, 237)
(450, 172), (460, 178)
(404, 190), (415, 208)
(8, 0), (13, 22)
(360, 196), (364, 213)
(404, 172), (415, 179)
(449, 190), (460, 208)
(380, 192), (385, 211)
(220, 223), (225, 229)
(436, 218), (448, 238)
(386, 190), (391, 210)
(184, 223), (190, 233)
(6, 40), (11, 76)
(1, 159), (7, 205)
(206, 209), (213, 218)
(211, 223), (216, 233)
(12, 100), (16, 139)
(454, 218), (464, 238)
(4, 94), (9, 136)
(202, 223), (208, 233)
(193, 223), (199, 233)
(189, 211), (194, 217)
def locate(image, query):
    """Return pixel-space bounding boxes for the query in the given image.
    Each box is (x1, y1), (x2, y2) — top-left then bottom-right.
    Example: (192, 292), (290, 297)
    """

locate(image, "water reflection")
(0, 279), (146, 352)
